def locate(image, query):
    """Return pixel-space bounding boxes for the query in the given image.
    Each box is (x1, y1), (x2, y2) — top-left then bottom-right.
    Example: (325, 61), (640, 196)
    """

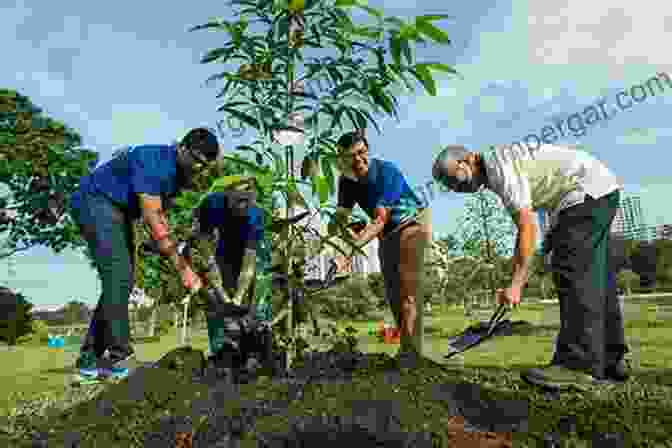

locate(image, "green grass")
(1, 300), (672, 447)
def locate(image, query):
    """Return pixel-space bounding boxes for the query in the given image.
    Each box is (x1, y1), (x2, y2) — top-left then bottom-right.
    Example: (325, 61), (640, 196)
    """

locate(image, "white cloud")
(616, 127), (672, 145)
(526, 0), (672, 78)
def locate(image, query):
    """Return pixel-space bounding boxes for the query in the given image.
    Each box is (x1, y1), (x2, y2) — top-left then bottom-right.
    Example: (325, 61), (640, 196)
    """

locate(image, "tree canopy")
(0, 88), (98, 259)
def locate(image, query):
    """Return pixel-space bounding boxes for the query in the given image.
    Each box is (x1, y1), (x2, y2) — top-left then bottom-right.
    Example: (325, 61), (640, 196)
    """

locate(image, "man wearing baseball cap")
(70, 127), (221, 382)
(432, 143), (629, 390)
(189, 175), (273, 319)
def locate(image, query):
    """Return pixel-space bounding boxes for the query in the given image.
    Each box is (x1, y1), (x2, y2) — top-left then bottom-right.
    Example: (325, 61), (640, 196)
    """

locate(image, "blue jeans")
(71, 191), (135, 361)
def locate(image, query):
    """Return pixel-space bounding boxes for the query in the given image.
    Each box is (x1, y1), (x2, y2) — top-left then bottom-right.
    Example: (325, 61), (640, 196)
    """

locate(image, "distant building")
(652, 224), (672, 241)
(274, 205), (381, 280)
(611, 195), (648, 240)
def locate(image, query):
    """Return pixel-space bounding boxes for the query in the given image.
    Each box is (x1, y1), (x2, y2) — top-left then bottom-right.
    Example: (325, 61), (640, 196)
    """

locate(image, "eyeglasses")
(341, 147), (368, 161)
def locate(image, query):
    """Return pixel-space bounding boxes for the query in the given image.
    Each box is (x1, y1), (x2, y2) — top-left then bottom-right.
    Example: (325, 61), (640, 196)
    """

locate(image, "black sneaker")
(605, 359), (630, 382)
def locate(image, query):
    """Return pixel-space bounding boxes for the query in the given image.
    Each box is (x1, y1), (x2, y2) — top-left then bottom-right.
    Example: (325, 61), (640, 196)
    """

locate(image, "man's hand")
(334, 255), (352, 273)
(180, 265), (203, 292)
(496, 285), (521, 307)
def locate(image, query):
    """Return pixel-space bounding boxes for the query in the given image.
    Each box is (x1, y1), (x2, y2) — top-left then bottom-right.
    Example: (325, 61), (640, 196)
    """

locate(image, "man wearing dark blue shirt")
(328, 130), (433, 365)
(70, 128), (221, 382)
(191, 177), (272, 315)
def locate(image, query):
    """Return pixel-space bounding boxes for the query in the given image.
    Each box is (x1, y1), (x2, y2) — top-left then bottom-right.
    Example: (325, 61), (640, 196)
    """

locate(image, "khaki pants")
(378, 208), (432, 355)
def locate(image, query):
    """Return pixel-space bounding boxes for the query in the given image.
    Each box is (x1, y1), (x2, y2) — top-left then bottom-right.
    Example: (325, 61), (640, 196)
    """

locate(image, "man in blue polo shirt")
(70, 128), (221, 382)
(190, 176), (273, 320)
(327, 130), (433, 364)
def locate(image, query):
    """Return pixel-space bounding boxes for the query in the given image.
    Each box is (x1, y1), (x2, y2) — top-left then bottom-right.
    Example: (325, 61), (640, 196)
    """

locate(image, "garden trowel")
(444, 303), (511, 359)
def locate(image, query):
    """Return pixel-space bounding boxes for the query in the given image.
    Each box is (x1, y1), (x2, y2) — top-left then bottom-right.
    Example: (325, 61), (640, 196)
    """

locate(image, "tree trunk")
(148, 303), (158, 337)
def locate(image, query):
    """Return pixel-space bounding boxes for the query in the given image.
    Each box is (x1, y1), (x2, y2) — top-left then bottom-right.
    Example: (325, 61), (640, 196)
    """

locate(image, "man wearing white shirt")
(432, 143), (629, 390)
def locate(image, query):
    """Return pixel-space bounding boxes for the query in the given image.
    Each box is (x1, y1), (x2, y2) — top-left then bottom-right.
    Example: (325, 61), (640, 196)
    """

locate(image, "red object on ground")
(383, 327), (400, 344)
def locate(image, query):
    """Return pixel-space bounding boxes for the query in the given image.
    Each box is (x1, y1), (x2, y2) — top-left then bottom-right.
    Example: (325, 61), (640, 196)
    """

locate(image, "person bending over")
(70, 128), (220, 381)
(432, 143), (628, 389)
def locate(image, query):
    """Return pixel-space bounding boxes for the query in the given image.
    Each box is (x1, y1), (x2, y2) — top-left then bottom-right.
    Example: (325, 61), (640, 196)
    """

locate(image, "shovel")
(444, 303), (511, 359)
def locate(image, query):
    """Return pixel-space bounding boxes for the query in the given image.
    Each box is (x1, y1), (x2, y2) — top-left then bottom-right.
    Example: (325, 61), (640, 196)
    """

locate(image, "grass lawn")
(1, 299), (671, 447)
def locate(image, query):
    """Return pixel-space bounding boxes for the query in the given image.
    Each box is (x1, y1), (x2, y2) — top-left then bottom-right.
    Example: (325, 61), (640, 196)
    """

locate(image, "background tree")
(616, 269), (640, 296)
(185, 0), (455, 362)
(631, 241), (657, 289)
(654, 239), (672, 288)
(456, 189), (515, 306)
(0, 286), (34, 346)
(60, 300), (91, 326)
(0, 89), (98, 260)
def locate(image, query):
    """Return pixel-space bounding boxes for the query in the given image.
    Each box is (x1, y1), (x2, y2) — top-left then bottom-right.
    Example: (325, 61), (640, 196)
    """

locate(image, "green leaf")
(416, 14), (452, 22)
(344, 107), (362, 130)
(356, 4), (383, 18)
(330, 81), (358, 98)
(401, 38), (412, 65)
(410, 65), (436, 96)
(368, 83), (394, 114)
(389, 36), (402, 67)
(335, 0), (358, 7)
(383, 17), (406, 28)
(188, 19), (231, 33)
(218, 106), (260, 129)
(354, 108), (380, 134)
(321, 156), (335, 196)
(425, 62), (458, 75)
(234, 145), (257, 152)
(312, 175), (330, 204)
(415, 20), (451, 44)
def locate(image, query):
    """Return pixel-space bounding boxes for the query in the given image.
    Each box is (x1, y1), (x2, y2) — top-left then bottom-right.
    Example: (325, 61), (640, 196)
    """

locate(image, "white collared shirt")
(484, 143), (621, 231)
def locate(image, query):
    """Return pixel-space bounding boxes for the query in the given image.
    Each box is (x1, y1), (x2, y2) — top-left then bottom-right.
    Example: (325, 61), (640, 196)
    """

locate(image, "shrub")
(367, 273), (385, 298)
(0, 287), (34, 345)
(321, 275), (377, 320)
(29, 319), (50, 344)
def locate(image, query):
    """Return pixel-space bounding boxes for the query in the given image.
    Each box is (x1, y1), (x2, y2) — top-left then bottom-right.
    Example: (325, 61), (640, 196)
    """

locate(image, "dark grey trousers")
(71, 192), (135, 360)
(547, 190), (628, 378)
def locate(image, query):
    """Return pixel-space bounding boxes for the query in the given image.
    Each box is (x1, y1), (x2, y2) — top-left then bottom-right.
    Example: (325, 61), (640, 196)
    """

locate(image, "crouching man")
(432, 143), (629, 389)
(190, 176), (273, 321)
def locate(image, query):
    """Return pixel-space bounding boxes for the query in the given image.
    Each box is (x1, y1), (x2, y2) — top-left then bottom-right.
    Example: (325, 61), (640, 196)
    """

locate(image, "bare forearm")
(142, 204), (186, 272)
(234, 249), (256, 302)
(512, 226), (536, 287)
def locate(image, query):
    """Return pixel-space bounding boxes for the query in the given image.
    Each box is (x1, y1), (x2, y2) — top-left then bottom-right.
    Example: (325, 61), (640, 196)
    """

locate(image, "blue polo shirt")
(197, 192), (268, 276)
(336, 158), (423, 237)
(71, 145), (178, 220)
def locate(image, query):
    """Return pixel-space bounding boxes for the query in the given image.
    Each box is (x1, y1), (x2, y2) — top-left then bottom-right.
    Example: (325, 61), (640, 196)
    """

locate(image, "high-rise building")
(650, 224), (672, 241)
(610, 195), (646, 239)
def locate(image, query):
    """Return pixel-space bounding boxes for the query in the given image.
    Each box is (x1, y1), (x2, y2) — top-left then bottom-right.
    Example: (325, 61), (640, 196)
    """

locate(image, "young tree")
(186, 0), (456, 363)
(0, 89), (98, 260)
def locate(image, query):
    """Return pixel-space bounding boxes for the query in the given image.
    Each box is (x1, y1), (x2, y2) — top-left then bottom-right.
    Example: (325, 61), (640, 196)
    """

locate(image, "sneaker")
(396, 349), (422, 369)
(605, 359), (630, 383)
(521, 364), (604, 391)
(73, 351), (101, 383)
(98, 350), (136, 380)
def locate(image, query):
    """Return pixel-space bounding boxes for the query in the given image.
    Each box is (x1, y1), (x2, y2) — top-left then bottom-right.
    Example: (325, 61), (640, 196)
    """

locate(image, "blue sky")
(1, 0), (671, 306)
